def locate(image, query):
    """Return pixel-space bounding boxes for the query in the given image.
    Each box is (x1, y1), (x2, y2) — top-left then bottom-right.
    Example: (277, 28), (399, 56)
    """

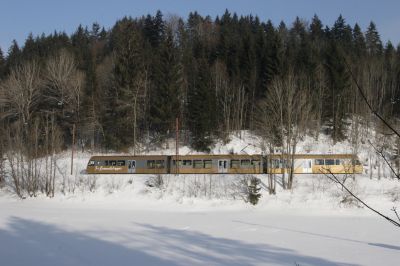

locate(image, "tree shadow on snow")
(0, 217), (177, 266)
(127, 222), (358, 266)
(368, 243), (400, 251)
(233, 220), (400, 253)
(0, 217), (358, 266)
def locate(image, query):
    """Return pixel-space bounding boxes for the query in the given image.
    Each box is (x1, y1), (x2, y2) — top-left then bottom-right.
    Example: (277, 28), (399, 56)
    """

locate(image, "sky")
(1, 0), (400, 53)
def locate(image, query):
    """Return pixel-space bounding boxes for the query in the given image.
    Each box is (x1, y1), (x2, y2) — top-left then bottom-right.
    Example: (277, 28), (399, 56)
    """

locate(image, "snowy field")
(1, 132), (400, 265)
(1, 194), (400, 266)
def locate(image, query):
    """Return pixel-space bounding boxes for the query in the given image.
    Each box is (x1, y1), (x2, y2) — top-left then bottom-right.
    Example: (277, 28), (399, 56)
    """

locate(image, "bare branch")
(368, 140), (400, 181)
(323, 169), (400, 228)
(345, 58), (400, 139)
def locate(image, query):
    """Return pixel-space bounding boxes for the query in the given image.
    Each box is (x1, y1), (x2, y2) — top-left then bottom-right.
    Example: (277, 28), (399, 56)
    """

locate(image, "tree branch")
(344, 58), (400, 139)
(367, 140), (400, 181)
(322, 169), (400, 228)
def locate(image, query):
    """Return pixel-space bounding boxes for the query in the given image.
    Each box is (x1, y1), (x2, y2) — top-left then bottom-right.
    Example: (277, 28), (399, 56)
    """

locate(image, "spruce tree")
(247, 177), (262, 205)
(149, 28), (181, 138)
(187, 58), (216, 151)
(107, 18), (144, 149)
(0, 47), (4, 79)
(324, 42), (350, 143)
(331, 15), (353, 51)
(6, 40), (21, 72)
(310, 14), (324, 41)
(143, 10), (165, 48)
(366, 21), (383, 55)
(353, 23), (366, 57)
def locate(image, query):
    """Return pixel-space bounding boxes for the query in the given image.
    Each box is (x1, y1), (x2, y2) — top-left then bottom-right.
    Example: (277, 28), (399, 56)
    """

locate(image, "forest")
(0, 10), (399, 158)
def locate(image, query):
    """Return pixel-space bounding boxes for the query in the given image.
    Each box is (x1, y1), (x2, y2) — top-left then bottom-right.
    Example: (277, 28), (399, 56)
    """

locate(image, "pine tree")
(265, 20), (282, 82)
(6, 40), (21, 72)
(149, 28), (181, 137)
(106, 18), (144, 149)
(353, 23), (366, 57)
(187, 58), (216, 151)
(324, 42), (350, 143)
(310, 14), (324, 41)
(331, 15), (353, 50)
(247, 176), (262, 205)
(90, 22), (101, 41)
(0, 47), (4, 78)
(366, 21), (383, 55)
(143, 10), (165, 48)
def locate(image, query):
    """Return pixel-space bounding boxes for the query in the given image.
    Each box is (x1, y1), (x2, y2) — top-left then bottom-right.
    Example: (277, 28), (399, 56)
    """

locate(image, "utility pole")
(71, 123), (75, 175)
(176, 117), (179, 175)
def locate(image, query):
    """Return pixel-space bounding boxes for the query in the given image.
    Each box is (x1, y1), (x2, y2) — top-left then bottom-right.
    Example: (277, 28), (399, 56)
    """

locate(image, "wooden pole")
(71, 123), (75, 175)
(176, 117), (179, 175)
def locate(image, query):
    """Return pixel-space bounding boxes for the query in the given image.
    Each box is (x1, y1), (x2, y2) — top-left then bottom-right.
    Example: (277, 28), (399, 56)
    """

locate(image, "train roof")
(89, 155), (168, 160)
(88, 154), (358, 160)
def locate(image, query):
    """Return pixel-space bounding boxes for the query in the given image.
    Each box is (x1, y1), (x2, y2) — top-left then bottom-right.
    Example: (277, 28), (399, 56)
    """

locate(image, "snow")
(1, 131), (400, 265)
(1, 197), (399, 266)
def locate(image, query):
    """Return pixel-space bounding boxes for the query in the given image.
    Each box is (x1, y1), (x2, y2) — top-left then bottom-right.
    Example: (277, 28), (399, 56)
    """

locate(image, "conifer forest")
(0, 10), (399, 155)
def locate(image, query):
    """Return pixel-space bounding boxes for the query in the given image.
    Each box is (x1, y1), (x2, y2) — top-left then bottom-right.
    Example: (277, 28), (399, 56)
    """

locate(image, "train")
(86, 154), (363, 175)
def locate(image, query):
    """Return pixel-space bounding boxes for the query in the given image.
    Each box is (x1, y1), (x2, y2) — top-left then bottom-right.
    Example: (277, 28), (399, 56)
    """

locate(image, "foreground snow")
(0, 196), (399, 266)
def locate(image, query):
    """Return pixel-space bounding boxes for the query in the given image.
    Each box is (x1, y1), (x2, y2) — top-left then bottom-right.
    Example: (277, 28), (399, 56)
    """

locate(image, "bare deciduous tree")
(45, 49), (85, 121)
(256, 71), (312, 190)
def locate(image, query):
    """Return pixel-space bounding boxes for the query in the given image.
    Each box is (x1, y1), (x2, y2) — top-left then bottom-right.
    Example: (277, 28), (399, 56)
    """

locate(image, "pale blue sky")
(1, 0), (399, 53)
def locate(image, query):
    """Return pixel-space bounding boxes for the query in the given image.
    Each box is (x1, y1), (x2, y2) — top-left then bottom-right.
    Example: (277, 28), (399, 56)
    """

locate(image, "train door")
(303, 159), (312, 173)
(218, 160), (228, 173)
(128, 160), (136, 173)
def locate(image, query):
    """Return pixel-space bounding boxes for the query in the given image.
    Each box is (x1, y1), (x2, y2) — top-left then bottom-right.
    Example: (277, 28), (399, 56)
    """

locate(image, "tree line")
(0, 10), (399, 158)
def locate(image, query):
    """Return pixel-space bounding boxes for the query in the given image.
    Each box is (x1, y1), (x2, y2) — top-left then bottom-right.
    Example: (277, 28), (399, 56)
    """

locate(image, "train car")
(86, 154), (263, 174)
(86, 155), (169, 174)
(86, 154), (362, 175)
(170, 154), (263, 174)
(266, 154), (363, 174)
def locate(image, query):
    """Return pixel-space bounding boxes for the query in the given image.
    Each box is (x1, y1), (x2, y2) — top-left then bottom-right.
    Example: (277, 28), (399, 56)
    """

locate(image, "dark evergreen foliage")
(366, 21), (383, 55)
(149, 28), (181, 137)
(187, 58), (216, 152)
(1, 11), (399, 152)
(247, 176), (262, 205)
(0, 47), (5, 79)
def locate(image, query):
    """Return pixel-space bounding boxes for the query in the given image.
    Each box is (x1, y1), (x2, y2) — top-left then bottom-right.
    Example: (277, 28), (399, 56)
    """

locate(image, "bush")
(247, 177), (262, 205)
(232, 175), (262, 205)
(145, 174), (164, 190)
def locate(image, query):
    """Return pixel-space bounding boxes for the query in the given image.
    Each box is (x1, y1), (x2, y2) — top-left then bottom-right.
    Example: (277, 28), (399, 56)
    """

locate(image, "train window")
(147, 160), (155, 168)
(315, 159), (324, 165)
(106, 160), (117, 166)
(155, 160), (164, 168)
(183, 160), (192, 166)
(193, 160), (203, 168)
(335, 159), (341, 165)
(117, 160), (125, 166)
(241, 160), (251, 167)
(204, 160), (212, 168)
(174, 160), (191, 167)
(279, 159), (288, 168)
(88, 160), (95, 166)
(251, 160), (260, 166)
(325, 159), (335, 165)
(272, 159), (280, 168)
(231, 160), (240, 168)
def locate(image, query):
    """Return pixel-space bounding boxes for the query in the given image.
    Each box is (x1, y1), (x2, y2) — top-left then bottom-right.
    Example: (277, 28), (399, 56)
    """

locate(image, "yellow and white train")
(86, 154), (363, 175)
